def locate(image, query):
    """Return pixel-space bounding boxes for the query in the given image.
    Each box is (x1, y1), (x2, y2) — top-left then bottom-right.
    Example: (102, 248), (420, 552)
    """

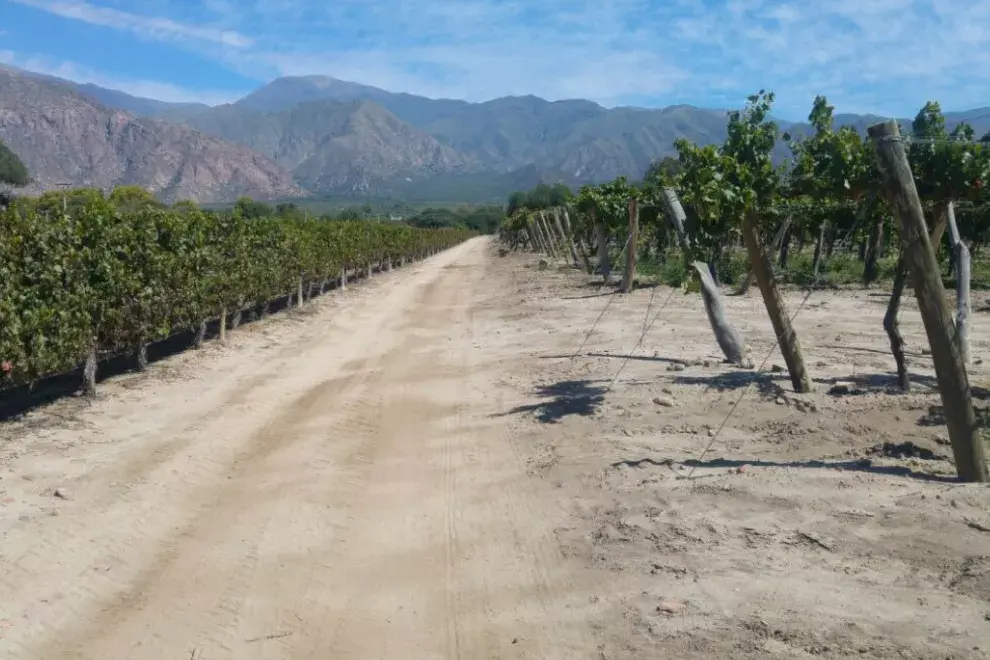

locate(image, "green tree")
(109, 185), (163, 213)
(233, 197), (273, 219)
(0, 139), (29, 188)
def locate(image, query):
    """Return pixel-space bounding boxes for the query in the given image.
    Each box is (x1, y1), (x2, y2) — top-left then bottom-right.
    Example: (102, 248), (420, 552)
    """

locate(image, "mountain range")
(2, 64), (989, 204)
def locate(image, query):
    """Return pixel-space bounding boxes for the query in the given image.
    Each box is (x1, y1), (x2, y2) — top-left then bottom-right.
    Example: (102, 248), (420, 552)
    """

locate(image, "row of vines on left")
(0, 198), (473, 393)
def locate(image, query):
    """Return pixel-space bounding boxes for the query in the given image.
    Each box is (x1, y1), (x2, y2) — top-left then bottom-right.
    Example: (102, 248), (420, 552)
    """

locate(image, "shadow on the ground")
(610, 455), (959, 483)
(813, 372), (940, 393)
(497, 379), (607, 424)
(671, 370), (785, 395)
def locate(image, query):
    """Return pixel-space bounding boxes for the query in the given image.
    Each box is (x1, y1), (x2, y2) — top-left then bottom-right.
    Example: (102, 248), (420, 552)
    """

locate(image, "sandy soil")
(2, 237), (989, 659)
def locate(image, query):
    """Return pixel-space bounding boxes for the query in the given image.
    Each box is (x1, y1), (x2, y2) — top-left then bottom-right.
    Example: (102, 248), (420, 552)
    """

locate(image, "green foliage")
(506, 183), (574, 215)
(0, 139), (29, 188)
(0, 199), (472, 386)
(406, 206), (502, 234)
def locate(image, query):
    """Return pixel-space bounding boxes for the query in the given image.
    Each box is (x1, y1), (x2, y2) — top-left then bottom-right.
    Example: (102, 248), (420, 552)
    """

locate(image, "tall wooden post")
(869, 120), (986, 482)
(621, 198), (639, 293)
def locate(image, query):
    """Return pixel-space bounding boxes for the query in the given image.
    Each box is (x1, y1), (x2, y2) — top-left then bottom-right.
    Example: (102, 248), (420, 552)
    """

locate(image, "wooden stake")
(621, 198), (639, 293)
(946, 201), (971, 366)
(869, 119), (986, 482)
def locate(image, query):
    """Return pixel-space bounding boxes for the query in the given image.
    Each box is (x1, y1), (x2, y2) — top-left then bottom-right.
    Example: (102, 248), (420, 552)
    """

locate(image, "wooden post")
(693, 262), (750, 366)
(538, 212), (559, 260)
(528, 217), (544, 253)
(297, 275), (305, 308)
(553, 209), (579, 268)
(193, 320), (207, 348)
(82, 341), (97, 397)
(594, 210), (611, 283)
(812, 219), (827, 280)
(868, 120), (987, 482)
(884, 258), (911, 392)
(739, 215), (792, 294)
(134, 337), (148, 371)
(661, 188), (694, 262)
(563, 208), (594, 274)
(741, 210), (811, 393)
(621, 198), (639, 293)
(339, 268), (347, 291)
(219, 308), (227, 343)
(947, 201), (971, 366)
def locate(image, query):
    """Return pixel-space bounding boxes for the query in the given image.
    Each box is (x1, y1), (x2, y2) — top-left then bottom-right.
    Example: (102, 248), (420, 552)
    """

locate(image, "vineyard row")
(0, 199), (473, 392)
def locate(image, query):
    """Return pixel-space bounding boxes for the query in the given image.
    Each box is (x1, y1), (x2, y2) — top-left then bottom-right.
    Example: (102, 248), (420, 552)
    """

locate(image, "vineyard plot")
(2, 240), (989, 659)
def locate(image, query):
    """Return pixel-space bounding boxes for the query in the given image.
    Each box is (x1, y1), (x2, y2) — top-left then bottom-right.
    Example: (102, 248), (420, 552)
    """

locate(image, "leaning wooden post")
(538, 212), (559, 260)
(740, 210), (811, 393)
(693, 262), (751, 367)
(661, 187), (693, 262)
(660, 188), (750, 366)
(868, 120), (987, 482)
(563, 208), (594, 273)
(297, 274), (305, 308)
(946, 201), (971, 366)
(620, 198), (639, 293)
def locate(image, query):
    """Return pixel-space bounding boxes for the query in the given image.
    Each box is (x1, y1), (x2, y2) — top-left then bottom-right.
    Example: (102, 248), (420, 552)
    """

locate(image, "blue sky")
(0, 0), (987, 120)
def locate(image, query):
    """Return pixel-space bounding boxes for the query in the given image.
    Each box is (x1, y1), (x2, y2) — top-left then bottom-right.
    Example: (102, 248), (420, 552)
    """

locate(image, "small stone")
(53, 488), (69, 500)
(661, 387), (673, 395)
(657, 599), (685, 615)
(667, 363), (686, 372)
(828, 381), (857, 395)
(975, 357), (984, 365)
(921, 347), (932, 356)
(703, 360), (712, 367)
(736, 465), (749, 474)
(653, 396), (674, 407)
(771, 364), (784, 373)
(707, 428), (716, 437)
(775, 396), (786, 405)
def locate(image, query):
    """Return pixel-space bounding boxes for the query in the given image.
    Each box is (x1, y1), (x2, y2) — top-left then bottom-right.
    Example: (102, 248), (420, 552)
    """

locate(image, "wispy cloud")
(9, 0), (253, 47)
(0, 50), (243, 105)
(7, 0), (990, 117)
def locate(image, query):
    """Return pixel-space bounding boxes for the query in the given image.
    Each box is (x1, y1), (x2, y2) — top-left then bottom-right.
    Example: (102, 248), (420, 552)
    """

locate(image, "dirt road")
(3, 237), (990, 659)
(0, 238), (595, 659)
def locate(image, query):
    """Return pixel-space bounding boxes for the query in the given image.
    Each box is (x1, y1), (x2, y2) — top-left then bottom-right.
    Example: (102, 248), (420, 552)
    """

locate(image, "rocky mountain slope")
(6, 65), (990, 203)
(121, 74), (990, 198)
(176, 99), (477, 193)
(0, 67), (305, 203)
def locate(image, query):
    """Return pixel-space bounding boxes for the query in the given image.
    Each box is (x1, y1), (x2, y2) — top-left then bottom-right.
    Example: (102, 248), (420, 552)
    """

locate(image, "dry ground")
(1, 236), (989, 659)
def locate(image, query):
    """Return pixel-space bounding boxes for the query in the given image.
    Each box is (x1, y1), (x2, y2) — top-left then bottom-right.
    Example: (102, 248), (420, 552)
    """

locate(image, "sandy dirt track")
(2, 236), (990, 659)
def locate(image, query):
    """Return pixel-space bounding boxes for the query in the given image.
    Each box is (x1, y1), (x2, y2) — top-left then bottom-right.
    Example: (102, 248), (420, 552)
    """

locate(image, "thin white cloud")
(0, 50), (243, 105)
(9, 0), (253, 47)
